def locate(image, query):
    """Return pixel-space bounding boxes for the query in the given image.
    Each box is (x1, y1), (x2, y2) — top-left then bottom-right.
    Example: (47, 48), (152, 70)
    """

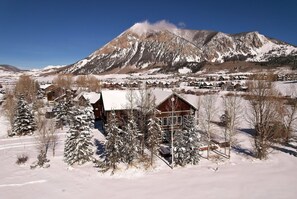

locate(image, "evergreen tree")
(64, 107), (94, 165)
(11, 96), (36, 136)
(146, 104), (162, 166)
(122, 113), (140, 164)
(173, 129), (187, 166)
(174, 113), (201, 166)
(84, 100), (95, 128)
(104, 111), (124, 172)
(53, 99), (74, 128)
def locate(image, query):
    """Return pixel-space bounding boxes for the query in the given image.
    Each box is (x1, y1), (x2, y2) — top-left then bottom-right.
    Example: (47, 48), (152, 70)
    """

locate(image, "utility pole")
(171, 95), (175, 169)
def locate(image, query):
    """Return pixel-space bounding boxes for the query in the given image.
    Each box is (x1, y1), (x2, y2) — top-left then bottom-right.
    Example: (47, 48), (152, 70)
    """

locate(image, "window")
(162, 116), (184, 126)
(168, 117), (172, 125)
(177, 116), (182, 125)
(163, 117), (168, 126)
(173, 116), (177, 125)
(172, 116), (177, 125)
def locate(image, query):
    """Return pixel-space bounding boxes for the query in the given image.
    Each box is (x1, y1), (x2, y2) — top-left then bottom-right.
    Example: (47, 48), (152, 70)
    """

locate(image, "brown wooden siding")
(92, 100), (102, 119)
(156, 94), (195, 131)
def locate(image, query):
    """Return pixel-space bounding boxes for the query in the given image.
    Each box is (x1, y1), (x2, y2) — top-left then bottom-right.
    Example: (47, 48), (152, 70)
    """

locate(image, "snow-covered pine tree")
(146, 98), (163, 166)
(173, 129), (186, 166)
(53, 99), (74, 128)
(11, 96), (36, 136)
(136, 87), (154, 154)
(122, 113), (140, 164)
(174, 113), (201, 166)
(84, 99), (95, 128)
(64, 107), (94, 165)
(104, 111), (123, 172)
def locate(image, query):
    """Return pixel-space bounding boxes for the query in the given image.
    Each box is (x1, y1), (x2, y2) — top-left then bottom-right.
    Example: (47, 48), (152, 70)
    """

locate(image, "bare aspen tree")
(200, 94), (217, 159)
(168, 93), (180, 167)
(35, 113), (51, 166)
(281, 85), (297, 143)
(3, 88), (16, 131)
(87, 75), (101, 92)
(146, 96), (162, 166)
(123, 87), (140, 164)
(222, 94), (242, 158)
(196, 95), (202, 124)
(14, 75), (39, 103)
(35, 111), (58, 160)
(53, 74), (73, 90)
(247, 77), (281, 159)
(48, 119), (58, 157)
(136, 85), (153, 155)
(76, 75), (88, 89)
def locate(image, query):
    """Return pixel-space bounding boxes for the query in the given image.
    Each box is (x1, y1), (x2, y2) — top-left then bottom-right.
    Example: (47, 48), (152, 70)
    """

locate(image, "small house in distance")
(40, 84), (65, 101)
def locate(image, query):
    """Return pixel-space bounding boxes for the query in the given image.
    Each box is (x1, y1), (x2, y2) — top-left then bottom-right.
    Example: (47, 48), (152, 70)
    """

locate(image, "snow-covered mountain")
(64, 21), (297, 74)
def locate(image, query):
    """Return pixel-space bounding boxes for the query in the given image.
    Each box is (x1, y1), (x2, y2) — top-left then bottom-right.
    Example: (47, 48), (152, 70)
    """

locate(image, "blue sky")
(0, 0), (296, 69)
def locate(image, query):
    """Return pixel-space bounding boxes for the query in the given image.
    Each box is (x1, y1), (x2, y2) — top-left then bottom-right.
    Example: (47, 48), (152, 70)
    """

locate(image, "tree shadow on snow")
(283, 81), (297, 84)
(232, 145), (254, 157)
(239, 128), (257, 137)
(285, 142), (297, 150)
(94, 138), (105, 158)
(271, 146), (297, 157)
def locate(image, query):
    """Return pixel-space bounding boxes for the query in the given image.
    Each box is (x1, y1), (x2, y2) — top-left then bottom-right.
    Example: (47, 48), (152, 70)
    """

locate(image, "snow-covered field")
(1, 71), (297, 199)
(1, 112), (297, 199)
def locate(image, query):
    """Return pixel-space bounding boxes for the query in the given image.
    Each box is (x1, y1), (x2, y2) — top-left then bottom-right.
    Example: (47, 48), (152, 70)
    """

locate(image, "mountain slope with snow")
(64, 21), (297, 74)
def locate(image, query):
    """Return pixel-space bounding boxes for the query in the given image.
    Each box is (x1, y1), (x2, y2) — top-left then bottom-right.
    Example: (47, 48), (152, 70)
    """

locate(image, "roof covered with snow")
(74, 92), (101, 104)
(101, 90), (139, 111)
(101, 89), (198, 111)
(151, 89), (172, 105)
(39, 84), (53, 90)
(178, 93), (199, 110)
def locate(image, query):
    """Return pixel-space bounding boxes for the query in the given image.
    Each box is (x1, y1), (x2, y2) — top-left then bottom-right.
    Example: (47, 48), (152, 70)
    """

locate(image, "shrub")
(16, 154), (28, 165)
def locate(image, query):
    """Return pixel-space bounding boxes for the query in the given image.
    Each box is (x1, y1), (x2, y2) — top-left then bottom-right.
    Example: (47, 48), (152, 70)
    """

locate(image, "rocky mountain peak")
(63, 22), (297, 74)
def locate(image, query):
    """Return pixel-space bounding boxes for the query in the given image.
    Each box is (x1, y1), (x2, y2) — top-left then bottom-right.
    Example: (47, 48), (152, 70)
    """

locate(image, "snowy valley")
(0, 68), (297, 199)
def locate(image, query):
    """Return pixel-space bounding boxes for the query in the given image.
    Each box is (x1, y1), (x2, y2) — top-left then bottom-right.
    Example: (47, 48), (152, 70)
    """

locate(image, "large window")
(161, 116), (183, 126)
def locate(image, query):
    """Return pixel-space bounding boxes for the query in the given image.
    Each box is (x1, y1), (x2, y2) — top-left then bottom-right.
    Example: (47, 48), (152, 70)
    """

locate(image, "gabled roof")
(178, 93), (199, 110)
(101, 89), (199, 111)
(74, 92), (101, 104)
(153, 91), (199, 111)
(151, 89), (172, 105)
(39, 84), (53, 90)
(101, 90), (139, 111)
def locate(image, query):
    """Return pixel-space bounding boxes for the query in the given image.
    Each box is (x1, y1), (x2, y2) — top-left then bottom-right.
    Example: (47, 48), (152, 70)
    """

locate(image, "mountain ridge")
(63, 22), (297, 74)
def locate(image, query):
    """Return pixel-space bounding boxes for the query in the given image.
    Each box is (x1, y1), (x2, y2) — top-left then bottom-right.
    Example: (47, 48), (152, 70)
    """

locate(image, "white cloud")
(130, 20), (179, 35)
(178, 22), (186, 28)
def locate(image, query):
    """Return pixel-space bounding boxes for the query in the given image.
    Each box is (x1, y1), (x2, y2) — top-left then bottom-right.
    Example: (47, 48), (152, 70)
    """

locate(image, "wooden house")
(40, 84), (65, 101)
(54, 89), (76, 103)
(100, 89), (199, 137)
(155, 92), (197, 132)
(74, 92), (102, 120)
